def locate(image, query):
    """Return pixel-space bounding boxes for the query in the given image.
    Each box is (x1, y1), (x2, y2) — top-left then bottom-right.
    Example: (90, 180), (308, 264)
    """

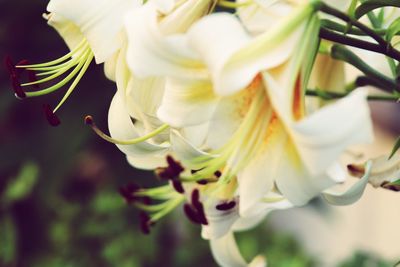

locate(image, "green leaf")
(388, 136), (400, 160)
(355, 0), (400, 20)
(0, 216), (16, 264)
(389, 179), (400, 186)
(385, 17), (400, 44)
(3, 162), (39, 205)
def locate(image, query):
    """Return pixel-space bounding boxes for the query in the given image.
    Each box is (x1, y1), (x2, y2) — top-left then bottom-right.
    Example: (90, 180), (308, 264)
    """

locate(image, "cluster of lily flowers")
(7, 0), (400, 266)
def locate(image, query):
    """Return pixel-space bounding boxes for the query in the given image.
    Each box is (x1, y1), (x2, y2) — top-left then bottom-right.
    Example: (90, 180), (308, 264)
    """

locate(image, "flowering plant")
(6, 0), (400, 266)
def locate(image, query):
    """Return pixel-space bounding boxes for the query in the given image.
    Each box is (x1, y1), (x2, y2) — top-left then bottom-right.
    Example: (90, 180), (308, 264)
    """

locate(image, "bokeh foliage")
(0, 1), (395, 267)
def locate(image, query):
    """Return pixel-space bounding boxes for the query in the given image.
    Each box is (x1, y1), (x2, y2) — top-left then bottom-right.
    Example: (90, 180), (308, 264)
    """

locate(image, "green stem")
(318, 2), (387, 47)
(306, 89), (399, 101)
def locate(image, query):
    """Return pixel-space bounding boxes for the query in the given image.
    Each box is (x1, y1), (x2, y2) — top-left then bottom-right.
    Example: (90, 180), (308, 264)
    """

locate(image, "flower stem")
(306, 89), (400, 101)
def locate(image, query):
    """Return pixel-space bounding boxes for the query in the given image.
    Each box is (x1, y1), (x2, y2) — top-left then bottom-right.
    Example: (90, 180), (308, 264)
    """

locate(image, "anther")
(43, 104), (61, 127)
(216, 200), (236, 211)
(118, 183), (141, 204)
(11, 75), (26, 99)
(172, 179), (185, 194)
(347, 164), (365, 177)
(183, 204), (201, 225)
(156, 156), (184, 180)
(139, 212), (154, 235)
(191, 189), (201, 208)
(214, 170), (222, 178)
(166, 155), (184, 175)
(190, 189), (208, 225)
(196, 179), (208, 185)
(195, 202), (208, 225)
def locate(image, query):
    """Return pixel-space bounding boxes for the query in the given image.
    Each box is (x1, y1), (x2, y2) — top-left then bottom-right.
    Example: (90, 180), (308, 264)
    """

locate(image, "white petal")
(47, 0), (141, 63)
(125, 3), (205, 79)
(210, 232), (247, 267)
(157, 78), (218, 127)
(108, 92), (169, 158)
(323, 161), (372, 205)
(201, 200), (240, 240)
(152, 0), (176, 13)
(210, 232), (266, 267)
(237, 0), (293, 35)
(170, 130), (214, 169)
(291, 89), (374, 176)
(187, 9), (305, 96)
(126, 154), (168, 170)
(46, 13), (83, 51)
(104, 51), (119, 81)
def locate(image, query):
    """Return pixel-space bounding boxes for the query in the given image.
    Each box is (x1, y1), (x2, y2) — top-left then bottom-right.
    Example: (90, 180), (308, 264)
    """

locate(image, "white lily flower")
(129, 1), (372, 212)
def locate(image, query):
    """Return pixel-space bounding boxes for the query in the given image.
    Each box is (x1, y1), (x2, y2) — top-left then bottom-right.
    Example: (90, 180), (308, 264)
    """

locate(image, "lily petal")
(108, 92), (169, 159)
(187, 12), (300, 95)
(47, 0), (141, 63)
(323, 161), (372, 205)
(291, 89), (374, 176)
(210, 232), (266, 267)
(157, 78), (218, 127)
(125, 2), (206, 79)
(202, 198), (240, 240)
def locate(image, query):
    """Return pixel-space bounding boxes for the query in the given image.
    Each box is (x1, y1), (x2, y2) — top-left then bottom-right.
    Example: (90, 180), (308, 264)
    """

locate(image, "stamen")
(216, 200), (236, 211)
(191, 189), (200, 207)
(43, 104), (61, 127)
(171, 180), (185, 194)
(347, 164), (365, 177)
(139, 212), (154, 235)
(119, 183), (141, 204)
(195, 202), (208, 225)
(190, 189), (208, 225)
(11, 75), (26, 99)
(183, 203), (201, 225)
(156, 155), (184, 180)
(85, 115), (170, 145)
(5, 56), (26, 99)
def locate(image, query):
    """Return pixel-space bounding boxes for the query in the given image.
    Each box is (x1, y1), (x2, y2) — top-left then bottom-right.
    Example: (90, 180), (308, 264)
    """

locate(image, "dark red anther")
(5, 55), (16, 75)
(11, 75), (26, 99)
(5, 56), (26, 99)
(214, 171), (222, 178)
(196, 179), (208, 185)
(195, 202), (208, 225)
(156, 156), (184, 180)
(118, 183), (141, 204)
(183, 204), (201, 225)
(216, 201), (236, 211)
(191, 189), (201, 208)
(172, 179), (184, 194)
(166, 155), (184, 174)
(43, 104), (61, 127)
(139, 212), (153, 235)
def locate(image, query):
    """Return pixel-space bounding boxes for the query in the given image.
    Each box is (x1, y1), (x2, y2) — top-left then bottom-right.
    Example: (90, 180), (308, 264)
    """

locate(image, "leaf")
(388, 136), (400, 160)
(387, 179), (400, 186)
(385, 17), (400, 44)
(0, 216), (16, 264)
(3, 162), (39, 205)
(355, 0), (400, 20)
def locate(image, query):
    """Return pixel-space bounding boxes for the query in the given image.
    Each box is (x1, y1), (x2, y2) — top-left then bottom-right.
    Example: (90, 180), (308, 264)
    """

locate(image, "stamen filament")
(53, 53), (94, 112)
(85, 116), (170, 145)
(24, 50), (91, 97)
(15, 39), (87, 69)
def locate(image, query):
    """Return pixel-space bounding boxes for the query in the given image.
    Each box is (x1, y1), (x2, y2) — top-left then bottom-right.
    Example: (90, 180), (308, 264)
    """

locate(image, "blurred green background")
(0, 1), (396, 267)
